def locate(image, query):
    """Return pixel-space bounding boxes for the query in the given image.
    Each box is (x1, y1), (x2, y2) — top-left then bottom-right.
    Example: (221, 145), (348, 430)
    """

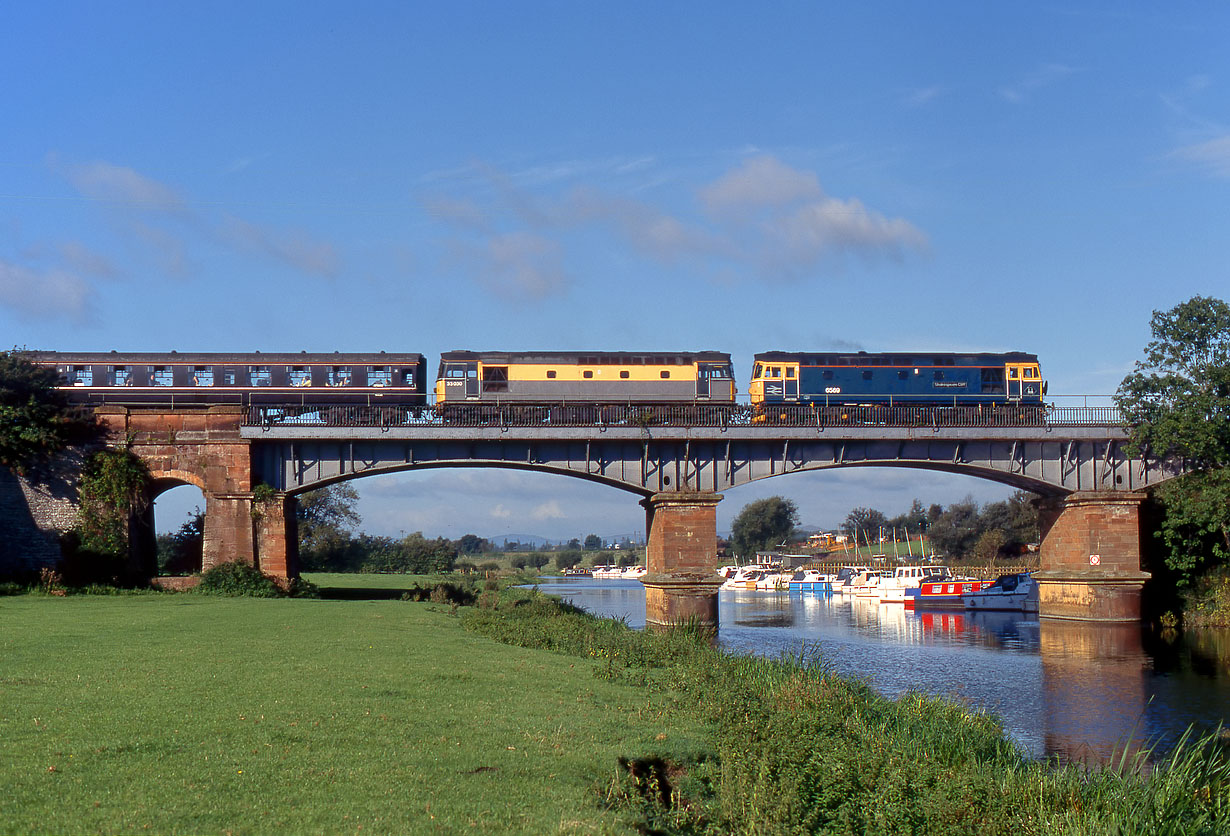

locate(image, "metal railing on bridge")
(243, 401), (1123, 430)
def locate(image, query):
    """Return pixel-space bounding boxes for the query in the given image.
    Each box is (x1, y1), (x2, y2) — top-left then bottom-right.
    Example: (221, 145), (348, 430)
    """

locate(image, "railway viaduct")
(78, 402), (1184, 626)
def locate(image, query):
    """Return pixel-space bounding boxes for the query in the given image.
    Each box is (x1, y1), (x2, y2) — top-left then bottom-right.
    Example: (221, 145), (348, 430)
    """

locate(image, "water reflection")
(535, 577), (1230, 762)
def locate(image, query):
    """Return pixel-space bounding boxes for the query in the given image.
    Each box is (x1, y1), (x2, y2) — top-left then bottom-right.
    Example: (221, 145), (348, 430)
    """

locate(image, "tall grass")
(464, 587), (1230, 835)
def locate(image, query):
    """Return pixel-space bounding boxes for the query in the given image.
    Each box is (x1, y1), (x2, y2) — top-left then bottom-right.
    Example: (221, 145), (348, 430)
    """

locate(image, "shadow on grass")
(316, 586), (416, 601)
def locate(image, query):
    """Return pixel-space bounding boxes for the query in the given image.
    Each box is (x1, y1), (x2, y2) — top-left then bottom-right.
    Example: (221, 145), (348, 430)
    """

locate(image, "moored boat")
(787, 569), (833, 593)
(910, 576), (993, 609)
(961, 573), (1038, 612)
(878, 565), (950, 604)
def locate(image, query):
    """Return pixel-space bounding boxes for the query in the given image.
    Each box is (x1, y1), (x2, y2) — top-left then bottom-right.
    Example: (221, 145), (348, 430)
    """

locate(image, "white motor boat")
(878, 565), (951, 604)
(961, 573), (1039, 612)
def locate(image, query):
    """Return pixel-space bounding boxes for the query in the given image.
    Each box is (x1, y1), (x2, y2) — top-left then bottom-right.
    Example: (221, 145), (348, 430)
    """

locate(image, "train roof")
(438, 350), (732, 365)
(27, 351), (424, 365)
(752, 351), (1039, 366)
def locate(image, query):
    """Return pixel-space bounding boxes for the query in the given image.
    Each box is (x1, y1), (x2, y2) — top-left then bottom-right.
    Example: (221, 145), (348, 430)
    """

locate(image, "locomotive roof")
(752, 351), (1039, 365)
(27, 351), (424, 364)
(438, 350), (732, 364)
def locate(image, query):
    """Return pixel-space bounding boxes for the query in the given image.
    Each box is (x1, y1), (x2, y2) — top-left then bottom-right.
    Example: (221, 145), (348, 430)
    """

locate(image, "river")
(535, 576), (1230, 764)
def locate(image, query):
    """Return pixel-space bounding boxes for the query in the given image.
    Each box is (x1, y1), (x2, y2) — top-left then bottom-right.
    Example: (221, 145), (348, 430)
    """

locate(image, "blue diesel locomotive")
(748, 351), (1045, 408)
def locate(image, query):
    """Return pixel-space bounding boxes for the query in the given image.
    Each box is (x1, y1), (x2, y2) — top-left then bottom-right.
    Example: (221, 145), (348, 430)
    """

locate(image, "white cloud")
(699, 156), (824, 215)
(1170, 134), (1230, 178)
(0, 259), (92, 322)
(530, 500), (565, 521)
(998, 63), (1078, 103)
(772, 197), (929, 262)
(421, 194), (490, 231)
(58, 241), (120, 278)
(904, 86), (943, 107)
(490, 504), (513, 519)
(56, 158), (188, 212)
(463, 232), (569, 300)
(218, 214), (340, 278)
(564, 187), (721, 262)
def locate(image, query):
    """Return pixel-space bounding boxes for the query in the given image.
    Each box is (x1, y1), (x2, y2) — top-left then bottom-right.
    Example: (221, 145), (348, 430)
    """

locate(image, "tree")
(1116, 296), (1230, 584)
(841, 507), (888, 544)
(555, 550), (583, 570)
(927, 497), (982, 559)
(583, 534), (602, 550)
(455, 534), (489, 554)
(0, 349), (90, 474)
(566, 538), (582, 551)
(730, 496), (799, 558)
(296, 483), (361, 567)
(157, 508), (204, 574)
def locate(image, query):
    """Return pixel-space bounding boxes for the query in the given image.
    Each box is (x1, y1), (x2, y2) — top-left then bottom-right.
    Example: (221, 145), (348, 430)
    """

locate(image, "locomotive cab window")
(249, 366), (271, 387)
(444, 366), (466, 379)
(368, 366), (392, 387)
(786, 368), (796, 379)
(153, 366), (174, 386)
(193, 366), (214, 387)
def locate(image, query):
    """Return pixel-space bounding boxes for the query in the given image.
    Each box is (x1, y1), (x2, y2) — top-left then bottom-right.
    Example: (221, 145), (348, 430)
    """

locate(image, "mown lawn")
(0, 582), (705, 835)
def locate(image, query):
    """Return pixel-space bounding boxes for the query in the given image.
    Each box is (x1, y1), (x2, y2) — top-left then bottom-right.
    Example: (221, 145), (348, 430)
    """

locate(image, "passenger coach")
(748, 351), (1045, 407)
(30, 351), (428, 407)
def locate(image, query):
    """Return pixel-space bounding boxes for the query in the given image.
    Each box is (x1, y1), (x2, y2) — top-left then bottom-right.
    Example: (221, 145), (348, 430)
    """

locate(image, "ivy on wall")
(77, 448), (150, 557)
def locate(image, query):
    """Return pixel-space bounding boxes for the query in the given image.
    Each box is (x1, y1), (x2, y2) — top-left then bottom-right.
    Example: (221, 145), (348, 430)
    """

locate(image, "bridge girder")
(246, 426), (1182, 497)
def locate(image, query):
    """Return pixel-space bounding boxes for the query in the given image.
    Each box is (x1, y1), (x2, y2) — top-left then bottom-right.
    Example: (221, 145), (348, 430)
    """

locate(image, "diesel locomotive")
(748, 351), (1045, 406)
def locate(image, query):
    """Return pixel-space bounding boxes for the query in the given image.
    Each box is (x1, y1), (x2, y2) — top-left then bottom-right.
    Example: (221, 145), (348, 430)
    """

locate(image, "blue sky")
(3, 3), (1228, 539)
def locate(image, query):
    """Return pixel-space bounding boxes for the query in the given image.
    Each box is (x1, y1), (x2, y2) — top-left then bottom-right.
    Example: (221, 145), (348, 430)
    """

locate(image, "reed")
(463, 588), (1230, 835)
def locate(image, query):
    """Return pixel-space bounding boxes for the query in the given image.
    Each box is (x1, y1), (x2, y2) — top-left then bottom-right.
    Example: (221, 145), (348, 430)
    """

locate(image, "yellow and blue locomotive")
(749, 351), (1045, 408)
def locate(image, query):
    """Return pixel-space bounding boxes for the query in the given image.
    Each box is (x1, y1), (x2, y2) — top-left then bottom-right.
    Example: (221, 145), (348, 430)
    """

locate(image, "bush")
(197, 562), (284, 597)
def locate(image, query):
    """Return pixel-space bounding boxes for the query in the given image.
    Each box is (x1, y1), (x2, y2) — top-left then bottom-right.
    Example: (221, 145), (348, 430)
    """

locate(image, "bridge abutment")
(98, 406), (295, 580)
(640, 492), (724, 628)
(1034, 491), (1151, 622)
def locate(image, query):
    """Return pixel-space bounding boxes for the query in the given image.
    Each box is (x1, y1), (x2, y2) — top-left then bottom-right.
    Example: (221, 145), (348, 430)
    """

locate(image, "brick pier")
(640, 491), (724, 628)
(1033, 491), (1150, 621)
(97, 406), (297, 579)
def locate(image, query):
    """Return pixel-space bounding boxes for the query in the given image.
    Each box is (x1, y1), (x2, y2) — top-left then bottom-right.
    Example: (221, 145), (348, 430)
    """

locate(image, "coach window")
(193, 366), (215, 386)
(70, 365), (92, 386)
(110, 366), (131, 386)
(153, 366), (174, 386)
(223, 370), (236, 385)
(401, 368), (417, 387)
(249, 366), (272, 387)
(328, 366), (352, 386)
(287, 366), (312, 387)
(368, 366), (392, 387)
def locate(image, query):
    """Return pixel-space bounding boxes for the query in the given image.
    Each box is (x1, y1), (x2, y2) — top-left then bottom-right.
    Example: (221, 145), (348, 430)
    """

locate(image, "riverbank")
(4, 578), (1228, 834)
(466, 585), (1230, 835)
(0, 579), (707, 834)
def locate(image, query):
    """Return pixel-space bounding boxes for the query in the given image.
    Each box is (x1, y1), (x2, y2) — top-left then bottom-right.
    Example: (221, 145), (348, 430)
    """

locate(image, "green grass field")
(0, 575), (704, 835)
